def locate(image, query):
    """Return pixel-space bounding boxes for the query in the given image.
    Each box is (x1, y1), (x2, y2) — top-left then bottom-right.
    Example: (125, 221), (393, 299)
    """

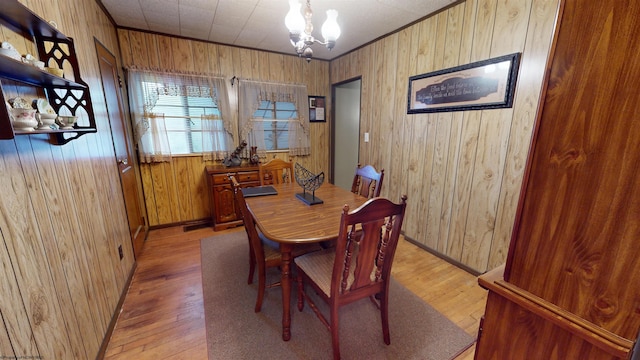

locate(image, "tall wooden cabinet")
(475, 0), (640, 358)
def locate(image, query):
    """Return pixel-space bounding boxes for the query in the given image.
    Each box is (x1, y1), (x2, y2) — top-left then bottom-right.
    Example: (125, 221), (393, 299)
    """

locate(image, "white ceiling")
(100, 0), (459, 61)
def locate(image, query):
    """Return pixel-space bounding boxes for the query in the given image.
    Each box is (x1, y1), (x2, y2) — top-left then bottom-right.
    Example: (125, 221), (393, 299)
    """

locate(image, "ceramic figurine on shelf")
(0, 41), (21, 61)
(222, 140), (247, 167)
(249, 146), (260, 165)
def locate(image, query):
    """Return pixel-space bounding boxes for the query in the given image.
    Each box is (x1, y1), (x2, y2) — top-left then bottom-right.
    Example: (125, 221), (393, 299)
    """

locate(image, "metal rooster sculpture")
(294, 162), (325, 205)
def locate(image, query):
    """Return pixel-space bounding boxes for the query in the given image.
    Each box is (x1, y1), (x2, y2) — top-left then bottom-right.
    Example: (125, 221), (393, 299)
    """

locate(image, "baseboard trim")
(182, 219), (212, 232)
(401, 233), (482, 277)
(147, 218), (212, 232)
(95, 261), (137, 359)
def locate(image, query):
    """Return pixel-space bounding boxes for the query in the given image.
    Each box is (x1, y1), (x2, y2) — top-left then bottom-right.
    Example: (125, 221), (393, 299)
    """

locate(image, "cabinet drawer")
(212, 173), (234, 185)
(211, 171), (259, 185)
(236, 171), (259, 183)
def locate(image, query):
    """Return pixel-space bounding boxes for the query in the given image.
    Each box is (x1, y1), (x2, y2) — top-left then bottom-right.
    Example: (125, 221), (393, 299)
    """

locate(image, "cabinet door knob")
(118, 158), (128, 166)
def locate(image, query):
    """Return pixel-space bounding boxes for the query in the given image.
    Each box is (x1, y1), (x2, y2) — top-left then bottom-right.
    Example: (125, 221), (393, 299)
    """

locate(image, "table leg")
(280, 243), (293, 341)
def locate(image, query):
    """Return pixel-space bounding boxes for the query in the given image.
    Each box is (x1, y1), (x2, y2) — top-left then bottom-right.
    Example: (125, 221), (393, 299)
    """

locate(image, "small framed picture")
(308, 96), (326, 122)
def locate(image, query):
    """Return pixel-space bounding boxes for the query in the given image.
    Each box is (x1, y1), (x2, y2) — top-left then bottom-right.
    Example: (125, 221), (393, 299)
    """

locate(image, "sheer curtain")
(238, 80), (310, 157)
(127, 68), (233, 162)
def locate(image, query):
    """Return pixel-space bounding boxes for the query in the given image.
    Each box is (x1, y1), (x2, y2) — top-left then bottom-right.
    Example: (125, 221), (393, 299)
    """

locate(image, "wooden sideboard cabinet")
(206, 164), (260, 231)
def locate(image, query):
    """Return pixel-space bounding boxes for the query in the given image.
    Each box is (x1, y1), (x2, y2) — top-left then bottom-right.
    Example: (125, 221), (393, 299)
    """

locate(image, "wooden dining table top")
(245, 182), (368, 244)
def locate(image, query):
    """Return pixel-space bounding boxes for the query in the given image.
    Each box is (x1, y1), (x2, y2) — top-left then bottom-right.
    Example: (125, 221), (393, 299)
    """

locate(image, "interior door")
(95, 40), (147, 258)
(332, 79), (362, 190)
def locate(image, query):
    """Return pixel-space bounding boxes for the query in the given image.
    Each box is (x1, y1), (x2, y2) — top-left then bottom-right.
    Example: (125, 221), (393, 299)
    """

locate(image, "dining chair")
(259, 158), (294, 185)
(312, 163), (383, 251)
(351, 164), (384, 198)
(229, 175), (321, 312)
(294, 195), (408, 360)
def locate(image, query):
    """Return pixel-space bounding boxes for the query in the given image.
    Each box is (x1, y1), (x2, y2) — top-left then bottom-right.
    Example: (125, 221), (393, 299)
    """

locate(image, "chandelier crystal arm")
(284, 0), (340, 62)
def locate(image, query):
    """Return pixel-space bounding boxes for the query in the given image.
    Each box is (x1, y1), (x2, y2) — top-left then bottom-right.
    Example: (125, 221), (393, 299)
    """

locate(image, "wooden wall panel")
(60, 143), (120, 316)
(447, 0), (491, 262)
(378, 34), (398, 199)
(430, 5), (465, 254)
(150, 162), (176, 224)
(0, 316), (15, 359)
(330, 0), (560, 272)
(0, 215), (39, 357)
(461, 0), (532, 271)
(189, 156), (210, 220)
(402, 20), (436, 240)
(0, 139), (81, 359)
(0, 0), (135, 358)
(488, 0), (560, 269)
(174, 158), (193, 221)
(395, 28), (413, 208)
(352, 50), (369, 165)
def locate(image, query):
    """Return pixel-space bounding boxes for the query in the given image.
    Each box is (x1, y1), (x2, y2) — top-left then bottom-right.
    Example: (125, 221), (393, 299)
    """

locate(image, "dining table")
(244, 181), (368, 341)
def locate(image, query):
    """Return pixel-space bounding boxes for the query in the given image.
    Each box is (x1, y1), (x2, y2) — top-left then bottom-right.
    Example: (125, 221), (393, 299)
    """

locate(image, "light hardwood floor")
(103, 225), (488, 359)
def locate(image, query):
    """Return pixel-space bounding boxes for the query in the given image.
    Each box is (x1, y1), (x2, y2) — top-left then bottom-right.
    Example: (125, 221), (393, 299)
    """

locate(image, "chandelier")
(284, 0), (341, 62)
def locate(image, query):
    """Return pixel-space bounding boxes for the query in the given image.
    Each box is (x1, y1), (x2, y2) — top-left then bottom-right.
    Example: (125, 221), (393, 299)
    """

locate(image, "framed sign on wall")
(407, 53), (521, 114)
(308, 96), (326, 122)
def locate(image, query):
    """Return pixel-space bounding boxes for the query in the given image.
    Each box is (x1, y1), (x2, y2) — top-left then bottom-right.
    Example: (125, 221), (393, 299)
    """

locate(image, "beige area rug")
(201, 231), (474, 360)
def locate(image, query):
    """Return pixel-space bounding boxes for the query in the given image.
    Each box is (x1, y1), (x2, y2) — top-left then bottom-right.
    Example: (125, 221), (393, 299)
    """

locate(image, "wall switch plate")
(364, 132), (370, 142)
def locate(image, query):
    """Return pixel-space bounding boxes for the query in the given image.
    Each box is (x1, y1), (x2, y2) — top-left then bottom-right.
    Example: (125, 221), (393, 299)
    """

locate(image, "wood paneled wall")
(0, 0), (133, 359)
(330, 0), (560, 273)
(117, 29), (330, 227)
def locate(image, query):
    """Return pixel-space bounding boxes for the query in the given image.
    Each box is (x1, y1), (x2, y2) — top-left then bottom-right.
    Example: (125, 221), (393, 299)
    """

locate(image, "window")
(252, 100), (298, 151)
(149, 86), (221, 155)
(238, 80), (311, 157)
(128, 69), (233, 162)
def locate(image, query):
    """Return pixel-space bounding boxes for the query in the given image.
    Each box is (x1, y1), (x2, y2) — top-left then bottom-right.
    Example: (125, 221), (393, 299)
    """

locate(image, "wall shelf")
(0, 0), (96, 144)
(0, 56), (87, 89)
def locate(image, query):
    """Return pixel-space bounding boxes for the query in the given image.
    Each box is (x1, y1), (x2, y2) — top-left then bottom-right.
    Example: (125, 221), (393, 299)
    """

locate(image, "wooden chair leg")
(381, 292), (390, 345)
(255, 262), (266, 312)
(296, 272), (305, 311)
(248, 247), (256, 284)
(330, 304), (340, 360)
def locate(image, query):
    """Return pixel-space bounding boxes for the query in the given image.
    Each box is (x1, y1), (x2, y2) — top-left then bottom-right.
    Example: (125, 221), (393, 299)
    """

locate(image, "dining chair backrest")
(229, 175), (278, 312)
(230, 175), (266, 271)
(294, 194), (407, 359)
(351, 164), (384, 198)
(332, 195), (407, 299)
(259, 158), (294, 185)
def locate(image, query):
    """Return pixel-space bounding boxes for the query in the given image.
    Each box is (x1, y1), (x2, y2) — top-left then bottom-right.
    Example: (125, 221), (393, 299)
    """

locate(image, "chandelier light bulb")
(285, 0), (305, 36)
(321, 9), (340, 50)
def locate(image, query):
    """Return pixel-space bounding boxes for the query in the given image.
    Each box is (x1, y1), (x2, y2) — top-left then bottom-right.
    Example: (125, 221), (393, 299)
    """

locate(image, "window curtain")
(127, 68), (233, 162)
(238, 80), (310, 157)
